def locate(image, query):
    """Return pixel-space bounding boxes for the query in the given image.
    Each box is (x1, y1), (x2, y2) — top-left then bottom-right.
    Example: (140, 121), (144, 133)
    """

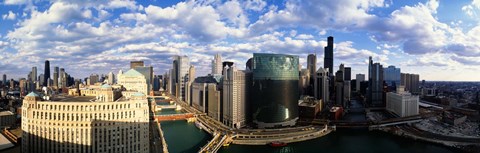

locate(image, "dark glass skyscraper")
(44, 60), (50, 86)
(324, 36), (334, 74)
(251, 53), (299, 128)
(368, 57), (384, 107)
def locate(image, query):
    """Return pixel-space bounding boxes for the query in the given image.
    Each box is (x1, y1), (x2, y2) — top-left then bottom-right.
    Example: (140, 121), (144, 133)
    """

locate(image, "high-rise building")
(207, 83), (222, 121)
(223, 65), (251, 129)
(314, 67), (329, 105)
(2, 74), (6, 86)
(31, 67), (37, 82)
(89, 74), (99, 85)
(334, 64), (350, 108)
(117, 69), (148, 96)
(22, 89), (149, 153)
(368, 56), (384, 107)
(386, 86), (419, 117)
(108, 71), (115, 85)
(251, 53), (299, 128)
(384, 65), (401, 88)
(401, 73), (420, 94)
(246, 58), (253, 71)
(186, 65), (195, 105)
(344, 67), (351, 81)
(356, 74), (365, 92)
(59, 68), (65, 88)
(191, 75), (219, 113)
(324, 36), (334, 74)
(299, 69), (310, 96)
(43, 60), (50, 86)
(211, 53), (222, 75)
(39, 74), (44, 87)
(307, 54), (316, 96)
(171, 56), (190, 102)
(53, 67), (59, 89)
(130, 61), (144, 69)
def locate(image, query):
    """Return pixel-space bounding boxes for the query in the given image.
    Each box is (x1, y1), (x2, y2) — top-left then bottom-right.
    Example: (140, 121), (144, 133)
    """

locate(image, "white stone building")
(386, 86), (419, 117)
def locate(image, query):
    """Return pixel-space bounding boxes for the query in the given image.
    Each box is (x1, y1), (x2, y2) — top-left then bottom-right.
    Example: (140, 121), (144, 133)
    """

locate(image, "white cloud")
(244, 0), (267, 12)
(295, 34), (314, 39)
(3, 0), (28, 5)
(2, 11), (16, 20)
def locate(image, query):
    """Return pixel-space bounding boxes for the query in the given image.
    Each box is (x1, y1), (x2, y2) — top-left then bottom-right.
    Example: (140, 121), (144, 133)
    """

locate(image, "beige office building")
(117, 69), (148, 96)
(21, 87), (150, 153)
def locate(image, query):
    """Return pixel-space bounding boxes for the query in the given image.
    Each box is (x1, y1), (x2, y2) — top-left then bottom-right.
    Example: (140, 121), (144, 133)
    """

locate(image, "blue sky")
(1, 0), (480, 81)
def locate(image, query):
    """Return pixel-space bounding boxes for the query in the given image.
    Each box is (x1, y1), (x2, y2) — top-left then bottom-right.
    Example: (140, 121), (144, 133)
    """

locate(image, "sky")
(0, 0), (480, 81)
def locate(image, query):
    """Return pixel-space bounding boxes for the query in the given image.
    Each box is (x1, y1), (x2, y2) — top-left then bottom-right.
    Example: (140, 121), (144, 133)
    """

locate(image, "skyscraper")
(368, 56), (384, 107)
(335, 64), (350, 108)
(384, 65), (401, 88)
(307, 54), (317, 96)
(401, 73), (420, 94)
(223, 65), (251, 129)
(43, 60), (50, 86)
(59, 68), (65, 88)
(186, 65), (195, 105)
(211, 53), (222, 75)
(31, 67), (37, 82)
(251, 53), (299, 128)
(314, 67), (329, 105)
(324, 36), (334, 74)
(130, 61), (144, 69)
(2, 74), (6, 86)
(344, 67), (351, 81)
(172, 55), (190, 102)
(356, 74), (365, 92)
(108, 71), (115, 85)
(53, 67), (59, 89)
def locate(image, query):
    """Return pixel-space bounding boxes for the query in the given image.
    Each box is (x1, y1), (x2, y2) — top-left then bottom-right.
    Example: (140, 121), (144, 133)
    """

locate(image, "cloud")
(2, 11), (16, 20)
(244, 0), (267, 12)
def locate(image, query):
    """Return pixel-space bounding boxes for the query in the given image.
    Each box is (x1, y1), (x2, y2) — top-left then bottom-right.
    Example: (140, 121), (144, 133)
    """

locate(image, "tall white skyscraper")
(314, 67), (329, 104)
(211, 53), (222, 75)
(172, 55), (190, 101)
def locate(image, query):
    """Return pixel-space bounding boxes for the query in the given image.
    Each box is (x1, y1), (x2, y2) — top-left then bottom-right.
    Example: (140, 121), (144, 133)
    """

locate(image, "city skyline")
(1, 0), (480, 81)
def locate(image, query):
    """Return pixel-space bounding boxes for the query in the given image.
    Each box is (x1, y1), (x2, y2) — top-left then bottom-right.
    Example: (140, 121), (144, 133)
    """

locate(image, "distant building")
(43, 60), (50, 86)
(307, 54), (316, 96)
(117, 69), (148, 96)
(53, 67), (59, 89)
(130, 60), (144, 69)
(401, 73), (420, 94)
(386, 86), (419, 117)
(89, 74), (99, 85)
(299, 69), (310, 96)
(314, 67), (329, 106)
(368, 56), (384, 107)
(0, 111), (15, 128)
(22, 89), (149, 153)
(442, 111), (467, 126)
(2, 74), (6, 87)
(171, 55), (190, 102)
(31, 67), (37, 82)
(384, 65), (401, 89)
(191, 75), (217, 113)
(344, 67), (351, 81)
(211, 53), (222, 75)
(223, 66), (251, 129)
(324, 36), (334, 74)
(207, 83), (222, 121)
(356, 74), (365, 92)
(108, 71), (115, 85)
(334, 64), (350, 108)
(251, 53), (299, 128)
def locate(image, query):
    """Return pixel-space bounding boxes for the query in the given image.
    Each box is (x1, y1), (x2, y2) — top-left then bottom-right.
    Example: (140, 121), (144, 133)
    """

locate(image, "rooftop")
(0, 111), (14, 116)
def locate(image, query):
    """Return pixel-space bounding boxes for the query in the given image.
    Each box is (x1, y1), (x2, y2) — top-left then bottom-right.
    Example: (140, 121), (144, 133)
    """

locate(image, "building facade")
(251, 53), (299, 128)
(314, 67), (329, 105)
(117, 69), (148, 96)
(401, 73), (420, 94)
(386, 86), (419, 117)
(368, 56), (384, 107)
(355, 74), (365, 92)
(223, 66), (250, 129)
(211, 53), (222, 75)
(324, 36), (334, 74)
(21, 91), (150, 153)
(384, 65), (401, 88)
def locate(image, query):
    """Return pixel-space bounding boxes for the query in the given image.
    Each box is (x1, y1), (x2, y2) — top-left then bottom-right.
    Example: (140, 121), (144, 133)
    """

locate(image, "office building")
(314, 67), (329, 105)
(108, 71), (115, 85)
(307, 54), (316, 96)
(133, 66), (153, 94)
(251, 53), (299, 128)
(22, 89), (149, 153)
(324, 36), (334, 74)
(401, 73), (420, 94)
(334, 64), (350, 108)
(298, 96), (322, 118)
(171, 55), (190, 102)
(2, 74), (6, 87)
(191, 75), (219, 113)
(185, 65), (195, 105)
(130, 61), (144, 69)
(299, 69), (310, 96)
(344, 67), (351, 81)
(211, 53), (222, 75)
(31, 67), (37, 82)
(207, 83), (222, 121)
(384, 65), (401, 88)
(53, 67), (58, 89)
(368, 56), (384, 107)
(386, 86), (419, 117)
(43, 60), (50, 86)
(117, 69), (148, 96)
(356, 74), (365, 92)
(223, 65), (251, 129)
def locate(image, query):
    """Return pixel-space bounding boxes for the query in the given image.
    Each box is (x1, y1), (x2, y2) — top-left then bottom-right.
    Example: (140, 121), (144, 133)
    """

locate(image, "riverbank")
(378, 126), (479, 153)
